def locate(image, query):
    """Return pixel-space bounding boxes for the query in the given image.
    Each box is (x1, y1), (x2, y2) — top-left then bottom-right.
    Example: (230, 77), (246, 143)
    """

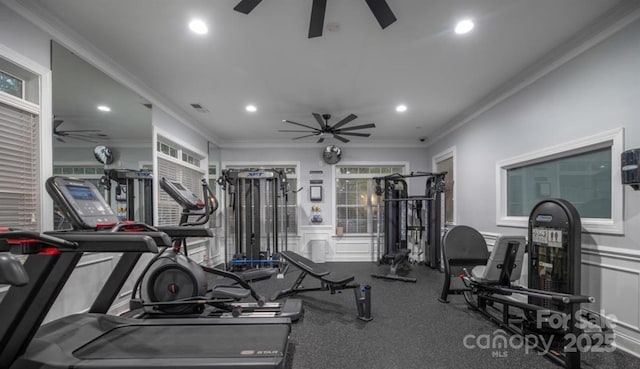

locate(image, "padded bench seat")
(279, 251), (355, 285)
(320, 273), (354, 285)
(279, 251), (330, 277)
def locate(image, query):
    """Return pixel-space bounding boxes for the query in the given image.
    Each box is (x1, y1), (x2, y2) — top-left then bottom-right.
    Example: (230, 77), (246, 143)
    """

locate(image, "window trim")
(432, 146), (456, 225)
(0, 43), (52, 232)
(333, 161), (409, 236)
(495, 128), (624, 235)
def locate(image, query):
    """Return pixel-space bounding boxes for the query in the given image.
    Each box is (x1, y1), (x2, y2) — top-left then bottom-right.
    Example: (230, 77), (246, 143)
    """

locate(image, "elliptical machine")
(132, 177), (303, 320)
(134, 178), (214, 314)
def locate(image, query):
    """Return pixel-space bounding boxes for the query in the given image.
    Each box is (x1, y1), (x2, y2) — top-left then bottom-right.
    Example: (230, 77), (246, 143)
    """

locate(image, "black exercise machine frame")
(460, 243), (594, 369)
(0, 176), (293, 369)
(219, 168), (291, 271)
(372, 171), (446, 282)
(273, 250), (372, 321)
(128, 177), (302, 320)
(0, 230), (160, 368)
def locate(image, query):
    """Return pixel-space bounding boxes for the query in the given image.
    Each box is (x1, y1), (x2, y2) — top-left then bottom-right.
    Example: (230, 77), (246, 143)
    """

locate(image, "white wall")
(426, 18), (640, 356)
(54, 146), (152, 169)
(222, 146), (429, 261)
(0, 2), (50, 68)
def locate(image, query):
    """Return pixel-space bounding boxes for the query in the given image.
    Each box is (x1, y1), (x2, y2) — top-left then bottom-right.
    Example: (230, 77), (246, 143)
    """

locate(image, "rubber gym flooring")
(246, 261), (640, 369)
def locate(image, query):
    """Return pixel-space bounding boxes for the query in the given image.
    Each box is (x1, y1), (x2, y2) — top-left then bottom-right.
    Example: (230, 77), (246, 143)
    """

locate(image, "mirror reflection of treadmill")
(0, 176), (293, 369)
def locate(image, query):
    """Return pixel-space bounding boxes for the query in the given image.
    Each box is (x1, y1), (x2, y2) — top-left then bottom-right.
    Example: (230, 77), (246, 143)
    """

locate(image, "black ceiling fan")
(234, 0), (397, 38)
(53, 118), (108, 143)
(280, 113), (375, 143)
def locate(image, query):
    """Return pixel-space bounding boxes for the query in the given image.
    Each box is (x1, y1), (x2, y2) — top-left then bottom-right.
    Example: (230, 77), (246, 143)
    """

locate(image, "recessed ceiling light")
(97, 105), (111, 112)
(189, 19), (208, 35)
(455, 19), (474, 35)
(245, 104), (257, 113)
(395, 104), (407, 113)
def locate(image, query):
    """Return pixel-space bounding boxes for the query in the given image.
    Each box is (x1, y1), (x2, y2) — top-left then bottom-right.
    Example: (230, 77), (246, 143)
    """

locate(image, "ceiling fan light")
(245, 104), (257, 112)
(97, 105), (111, 112)
(395, 104), (407, 113)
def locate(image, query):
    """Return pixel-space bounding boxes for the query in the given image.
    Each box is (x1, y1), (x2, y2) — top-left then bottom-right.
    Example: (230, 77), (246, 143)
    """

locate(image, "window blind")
(0, 102), (39, 230)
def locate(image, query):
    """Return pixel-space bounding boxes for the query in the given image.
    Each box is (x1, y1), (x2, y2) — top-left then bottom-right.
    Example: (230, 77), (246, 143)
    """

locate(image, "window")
(53, 165), (104, 177)
(507, 149), (611, 218)
(0, 103), (39, 230)
(497, 128), (623, 234)
(335, 165), (406, 235)
(0, 70), (23, 99)
(157, 140), (179, 159)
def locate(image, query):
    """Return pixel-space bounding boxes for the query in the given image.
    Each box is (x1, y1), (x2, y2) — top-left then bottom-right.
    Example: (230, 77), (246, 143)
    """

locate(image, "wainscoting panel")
(45, 253), (114, 323)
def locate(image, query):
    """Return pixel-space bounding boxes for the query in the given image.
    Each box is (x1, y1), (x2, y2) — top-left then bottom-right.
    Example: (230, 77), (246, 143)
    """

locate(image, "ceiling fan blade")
(278, 129), (316, 132)
(58, 129), (103, 133)
(292, 133), (319, 140)
(53, 119), (64, 130)
(66, 133), (109, 139)
(330, 114), (358, 130)
(365, 0), (397, 29)
(308, 0), (327, 38)
(335, 132), (371, 137)
(337, 123), (376, 131)
(283, 120), (320, 131)
(61, 132), (107, 138)
(312, 113), (326, 130)
(317, 137), (325, 143)
(234, 0), (263, 14)
(333, 134), (350, 143)
(55, 136), (65, 143)
(65, 135), (100, 143)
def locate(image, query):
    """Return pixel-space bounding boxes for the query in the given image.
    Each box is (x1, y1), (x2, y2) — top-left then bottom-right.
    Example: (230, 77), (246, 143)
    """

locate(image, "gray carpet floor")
(246, 261), (640, 369)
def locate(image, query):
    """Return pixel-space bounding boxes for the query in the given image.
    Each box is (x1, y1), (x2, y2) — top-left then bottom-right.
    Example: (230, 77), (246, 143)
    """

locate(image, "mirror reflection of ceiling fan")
(53, 118), (109, 143)
(279, 113), (375, 143)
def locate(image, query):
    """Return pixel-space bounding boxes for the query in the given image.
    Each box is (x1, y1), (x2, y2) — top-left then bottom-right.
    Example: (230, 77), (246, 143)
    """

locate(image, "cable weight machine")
(372, 171), (446, 282)
(218, 168), (292, 273)
(101, 168), (154, 224)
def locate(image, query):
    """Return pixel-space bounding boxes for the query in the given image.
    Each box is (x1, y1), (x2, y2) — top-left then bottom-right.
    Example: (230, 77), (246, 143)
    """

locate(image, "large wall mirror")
(48, 41), (153, 320)
(51, 41), (153, 229)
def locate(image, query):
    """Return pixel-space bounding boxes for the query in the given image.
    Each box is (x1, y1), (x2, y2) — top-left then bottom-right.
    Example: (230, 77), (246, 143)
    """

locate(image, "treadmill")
(0, 176), (291, 369)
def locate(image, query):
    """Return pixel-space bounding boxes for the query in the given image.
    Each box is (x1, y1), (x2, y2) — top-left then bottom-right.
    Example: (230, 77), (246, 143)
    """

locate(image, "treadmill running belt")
(74, 325), (289, 359)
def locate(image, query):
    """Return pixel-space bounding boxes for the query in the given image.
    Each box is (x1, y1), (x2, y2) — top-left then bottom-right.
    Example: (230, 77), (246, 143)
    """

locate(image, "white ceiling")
(27, 0), (624, 146)
(51, 42), (152, 147)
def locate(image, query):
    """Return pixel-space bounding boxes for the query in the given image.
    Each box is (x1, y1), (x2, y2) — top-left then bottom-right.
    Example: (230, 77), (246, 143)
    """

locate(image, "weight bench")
(273, 251), (372, 321)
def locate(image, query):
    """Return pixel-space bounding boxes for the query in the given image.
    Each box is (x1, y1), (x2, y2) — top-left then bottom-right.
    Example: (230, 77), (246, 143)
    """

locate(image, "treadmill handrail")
(0, 231), (79, 251)
(156, 226), (214, 238)
(43, 232), (158, 253)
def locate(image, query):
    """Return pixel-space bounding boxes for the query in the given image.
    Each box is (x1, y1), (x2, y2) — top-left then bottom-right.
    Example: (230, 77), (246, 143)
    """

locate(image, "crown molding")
(219, 139), (428, 149)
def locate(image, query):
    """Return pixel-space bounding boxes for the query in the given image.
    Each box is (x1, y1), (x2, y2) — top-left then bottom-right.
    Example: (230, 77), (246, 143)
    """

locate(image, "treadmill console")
(46, 176), (118, 229)
(159, 177), (204, 211)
